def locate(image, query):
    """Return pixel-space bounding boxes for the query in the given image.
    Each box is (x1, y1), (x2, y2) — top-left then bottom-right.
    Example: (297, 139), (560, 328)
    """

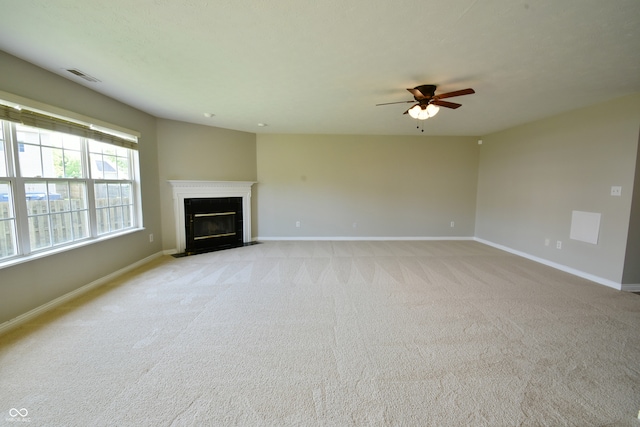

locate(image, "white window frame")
(0, 92), (143, 269)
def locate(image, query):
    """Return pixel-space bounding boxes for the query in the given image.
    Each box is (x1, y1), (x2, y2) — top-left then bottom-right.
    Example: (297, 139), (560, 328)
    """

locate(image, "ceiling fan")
(376, 84), (475, 121)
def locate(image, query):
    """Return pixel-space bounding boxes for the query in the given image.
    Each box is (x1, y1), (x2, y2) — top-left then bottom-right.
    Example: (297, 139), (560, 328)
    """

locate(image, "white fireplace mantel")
(168, 180), (256, 254)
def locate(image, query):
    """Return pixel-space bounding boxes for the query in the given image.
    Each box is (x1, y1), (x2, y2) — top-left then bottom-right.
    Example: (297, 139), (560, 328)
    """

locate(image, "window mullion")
(131, 150), (141, 229)
(84, 139), (98, 238)
(3, 123), (16, 176)
(87, 178), (98, 237)
(4, 124), (28, 255)
(12, 181), (31, 256)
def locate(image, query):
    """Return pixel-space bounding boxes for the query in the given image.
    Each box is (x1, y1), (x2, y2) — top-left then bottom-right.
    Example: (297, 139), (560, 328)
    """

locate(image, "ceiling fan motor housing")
(413, 84), (437, 100)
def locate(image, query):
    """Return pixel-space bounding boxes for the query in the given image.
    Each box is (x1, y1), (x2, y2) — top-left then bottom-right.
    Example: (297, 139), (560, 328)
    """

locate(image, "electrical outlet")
(545, 238), (550, 246)
(556, 240), (562, 249)
(611, 186), (622, 196)
(352, 222), (357, 228)
(450, 221), (455, 228)
(295, 221), (301, 228)
(149, 233), (154, 243)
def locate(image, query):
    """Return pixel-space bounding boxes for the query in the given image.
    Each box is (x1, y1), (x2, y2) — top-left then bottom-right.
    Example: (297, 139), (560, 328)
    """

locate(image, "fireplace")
(184, 197), (243, 254)
(168, 181), (255, 255)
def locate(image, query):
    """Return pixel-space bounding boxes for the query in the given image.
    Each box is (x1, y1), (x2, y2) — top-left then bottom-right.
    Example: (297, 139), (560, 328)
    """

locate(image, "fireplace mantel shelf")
(168, 180), (256, 254)
(168, 180), (256, 189)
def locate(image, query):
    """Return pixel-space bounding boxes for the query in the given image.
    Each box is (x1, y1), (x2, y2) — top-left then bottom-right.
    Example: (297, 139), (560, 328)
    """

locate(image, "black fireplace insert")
(184, 197), (243, 255)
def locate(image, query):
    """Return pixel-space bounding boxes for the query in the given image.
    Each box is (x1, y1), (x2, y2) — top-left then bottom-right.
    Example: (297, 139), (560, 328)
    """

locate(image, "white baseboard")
(256, 236), (475, 241)
(621, 283), (640, 292)
(474, 238), (624, 291)
(0, 251), (165, 336)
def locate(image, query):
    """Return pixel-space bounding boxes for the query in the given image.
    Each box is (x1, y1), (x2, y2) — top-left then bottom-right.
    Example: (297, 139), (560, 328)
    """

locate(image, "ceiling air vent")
(66, 68), (100, 83)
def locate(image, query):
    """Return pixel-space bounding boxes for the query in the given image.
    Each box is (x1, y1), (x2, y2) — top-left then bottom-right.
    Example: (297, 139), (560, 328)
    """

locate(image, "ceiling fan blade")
(376, 100), (415, 106)
(435, 88), (475, 100)
(403, 104), (419, 114)
(406, 88), (428, 100)
(432, 99), (462, 109)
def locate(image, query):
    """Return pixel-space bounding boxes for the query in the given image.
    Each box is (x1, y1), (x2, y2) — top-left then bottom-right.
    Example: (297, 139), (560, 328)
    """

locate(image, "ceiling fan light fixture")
(426, 104), (440, 117)
(408, 104), (423, 119)
(417, 108), (430, 120)
(408, 104), (437, 120)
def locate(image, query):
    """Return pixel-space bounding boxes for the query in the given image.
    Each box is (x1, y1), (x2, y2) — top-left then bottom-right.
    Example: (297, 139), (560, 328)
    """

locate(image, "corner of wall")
(622, 127), (640, 284)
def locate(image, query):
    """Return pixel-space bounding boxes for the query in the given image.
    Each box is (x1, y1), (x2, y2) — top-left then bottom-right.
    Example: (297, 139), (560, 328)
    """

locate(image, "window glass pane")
(123, 204), (133, 228)
(0, 219), (17, 259)
(68, 181), (89, 240)
(117, 157), (130, 180)
(104, 155), (118, 179)
(18, 143), (43, 177)
(42, 146), (63, 177)
(0, 181), (13, 217)
(62, 134), (81, 150)
(63, 149), (83, 178)
(51, 212), (73, 245)
(91, 153), (118, 179)
(29, 215), (51, 250)
(94, 181), (133, 235)
(70, 182), (87, 210)
(103, 144), (117, 156)
(91, 155), (104, 179)
(109, 206), (122, 231)
(95, 183), (108, 207)
(89, 140), (105, 179)
(16, 127), (40, 145)
(0, 180), (16, 259)
(96, 207), (109, 234)
(121, 184), (131, 203)
(48, 182), (70, 212)
(88, 139), (101, 153)
(40, 131), (62, 148)
(108, 183), (122, 205)
(89, 140), (129, 180)
(25, 182), (49, 214)
(71, 210), (89, 239)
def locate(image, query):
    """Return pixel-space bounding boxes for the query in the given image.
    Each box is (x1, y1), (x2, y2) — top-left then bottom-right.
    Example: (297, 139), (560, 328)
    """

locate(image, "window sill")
(0, 227), (145, 270)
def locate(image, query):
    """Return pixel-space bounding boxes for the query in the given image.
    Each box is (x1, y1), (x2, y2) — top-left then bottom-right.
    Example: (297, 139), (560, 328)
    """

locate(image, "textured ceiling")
(0, 0), (639, 136)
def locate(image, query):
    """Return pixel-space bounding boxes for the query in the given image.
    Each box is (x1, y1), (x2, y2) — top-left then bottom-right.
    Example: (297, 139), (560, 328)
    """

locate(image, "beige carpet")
(1, 240), (640, 426)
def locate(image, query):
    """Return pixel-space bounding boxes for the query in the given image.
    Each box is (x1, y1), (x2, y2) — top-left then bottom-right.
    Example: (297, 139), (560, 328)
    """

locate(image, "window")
(0, 102), (141, 263)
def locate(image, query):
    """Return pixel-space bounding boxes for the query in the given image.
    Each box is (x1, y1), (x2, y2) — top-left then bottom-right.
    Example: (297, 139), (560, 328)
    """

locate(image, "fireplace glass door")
(184, 197), (243, 254)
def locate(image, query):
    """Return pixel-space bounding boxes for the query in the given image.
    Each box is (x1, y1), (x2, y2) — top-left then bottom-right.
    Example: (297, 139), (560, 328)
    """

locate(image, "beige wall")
(476, 94), (640, 284)
(622, 127), (640, 283)
(256, 134), (479, 238)
(0, 51), (162, 324)
(156, 119), (257, 252)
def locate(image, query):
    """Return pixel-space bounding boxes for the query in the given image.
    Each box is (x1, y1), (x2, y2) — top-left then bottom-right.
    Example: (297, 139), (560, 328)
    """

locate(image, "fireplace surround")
(168, 180), (255, 254)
